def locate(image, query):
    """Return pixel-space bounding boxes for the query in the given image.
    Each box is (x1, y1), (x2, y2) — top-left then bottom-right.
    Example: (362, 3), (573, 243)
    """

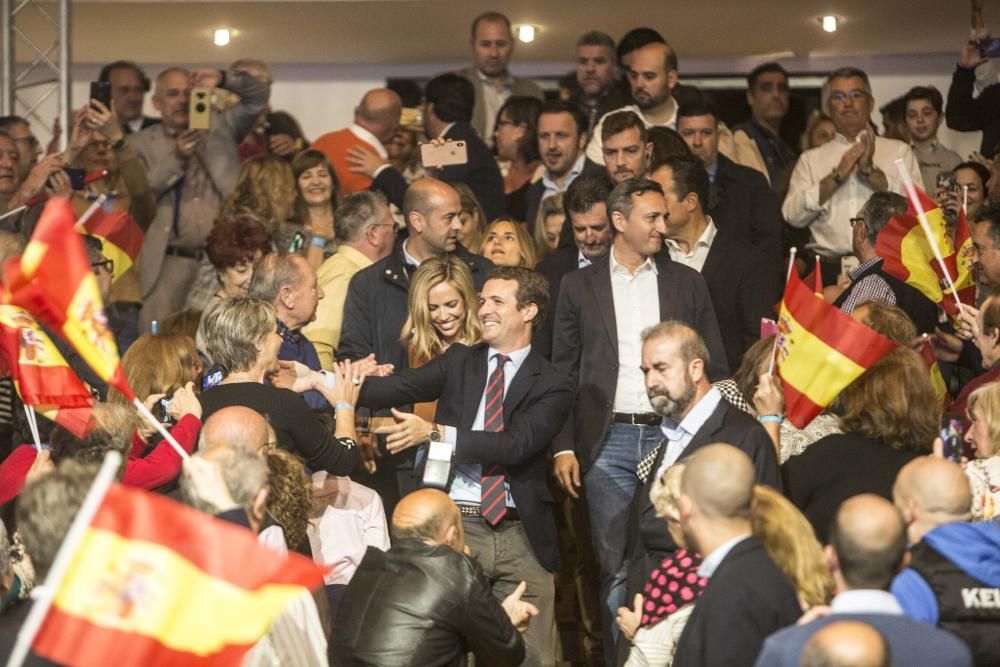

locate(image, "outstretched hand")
(501, 581), (539, 633)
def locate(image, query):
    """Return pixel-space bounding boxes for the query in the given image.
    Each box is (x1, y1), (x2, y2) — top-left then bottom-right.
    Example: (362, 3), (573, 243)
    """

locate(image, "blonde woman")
(963, 382), (1000, 520)
(533, 193), (566, 256)
(221, 154), (299, 249)
(453, 183), (487, 251)
(480, 218), (537, 268)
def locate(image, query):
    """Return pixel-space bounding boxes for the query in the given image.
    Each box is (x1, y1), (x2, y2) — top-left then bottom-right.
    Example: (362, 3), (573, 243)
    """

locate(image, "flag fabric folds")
(944, 203), (977, 318)
(0, 305), (94, 436)
(32, 484), (326, 667)
(917, 335), (951, 409)
(775, 269), (898, 428)
(2, 197), (134, 400)
(78, 206), (144, 285)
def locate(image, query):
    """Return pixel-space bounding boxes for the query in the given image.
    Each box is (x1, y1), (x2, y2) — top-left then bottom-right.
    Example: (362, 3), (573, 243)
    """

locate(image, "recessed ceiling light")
(214, 28), (231, 46)
(821, 16), (838, 33)
(516, 25), (536, 43)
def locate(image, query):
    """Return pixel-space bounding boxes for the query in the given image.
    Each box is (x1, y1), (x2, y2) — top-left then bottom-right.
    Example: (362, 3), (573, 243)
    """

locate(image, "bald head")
(356, 88), (402, 143)
(392, 489), (461, 547)
(829, 495), (906, 590)
(800, 621), (891, 667)
(681, 443), (755, 520)
(199, 406), (270, 456)
(894, 457), (972, 522)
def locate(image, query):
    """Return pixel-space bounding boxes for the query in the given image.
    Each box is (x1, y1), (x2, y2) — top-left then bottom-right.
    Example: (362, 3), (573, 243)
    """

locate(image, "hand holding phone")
(420, 140), (468, 169)
(940, 417), (964, 463)
(89, 81), (111, 111)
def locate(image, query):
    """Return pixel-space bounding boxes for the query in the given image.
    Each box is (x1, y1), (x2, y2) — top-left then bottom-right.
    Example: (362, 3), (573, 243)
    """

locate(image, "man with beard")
(568, 31), (629, 134)
(602, 111), (653, 184)
(732, 62), (798, 192)
(586, 41), (678, 165)
(620, 321), (779, 656)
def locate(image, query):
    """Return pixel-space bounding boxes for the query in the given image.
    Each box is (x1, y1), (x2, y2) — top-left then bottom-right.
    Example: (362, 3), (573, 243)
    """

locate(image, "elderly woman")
(962, 382), (1000, 521)
(204, 215), (273, 302)
(198, 296), (360, 475)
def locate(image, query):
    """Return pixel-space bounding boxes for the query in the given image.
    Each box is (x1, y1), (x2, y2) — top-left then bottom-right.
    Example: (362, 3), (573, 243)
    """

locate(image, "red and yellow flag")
(776, 269), (898, 428)
(33, 484), (326, 667)
(2, 197), (134, 400)
(917, 335), (951, 409)
(78, 206), (143, 285)
(941, 203), (977, 318)
(0, 305), (94, 437)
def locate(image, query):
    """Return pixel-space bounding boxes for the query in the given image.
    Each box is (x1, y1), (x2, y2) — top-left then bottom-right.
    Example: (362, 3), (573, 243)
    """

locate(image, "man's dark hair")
(607, 177), (663, 228)
(82, 234), (105, 265)
(676, 98), (719, 124)
(538, 99), (588, 139)
(879, 95), (907, 121)
(860, 192), (907, 246)
(0, 115), (28, 132)
(616, 27), (664, 64)
(955, 160), (991, 188)
(470, 11), (511, 39)
(498, 96), (543, 162)
(828, 506), (907, 590)
(975, 203), (1000, 249)
(902, 85), (944, 115)
(601, 110), (647, 144)
(97, 60), (151, 93)
(564, 172), (614, 218)
(425, 73), (475, 124)
(747, 61), (788, 90)
(647, 126), (692, 165)
(577, 30), (615, 52)
(652, 153), (709, 211)
(487, 266), (549, 331)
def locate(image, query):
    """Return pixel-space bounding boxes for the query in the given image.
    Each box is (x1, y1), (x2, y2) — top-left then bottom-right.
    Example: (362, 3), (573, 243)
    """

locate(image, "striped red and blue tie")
(480, 353), (510, 525)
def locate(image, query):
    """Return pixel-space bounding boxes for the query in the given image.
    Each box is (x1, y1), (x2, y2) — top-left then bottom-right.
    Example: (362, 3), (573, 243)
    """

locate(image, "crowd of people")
(2, 6), (1000, 667)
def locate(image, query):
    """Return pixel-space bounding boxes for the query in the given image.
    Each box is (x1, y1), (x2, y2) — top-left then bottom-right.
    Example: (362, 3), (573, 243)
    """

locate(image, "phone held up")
(420, 140), (468, 169)
(189, 87), (212, 130)
(940, 415), (964, 463)
(89, 81), (111, 111)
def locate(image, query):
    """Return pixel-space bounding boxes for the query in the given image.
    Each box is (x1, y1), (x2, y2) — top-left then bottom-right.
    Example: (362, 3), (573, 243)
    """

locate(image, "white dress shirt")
(697, 533), (752, 578)
(477, 69), (513, 140)
(610, 248), (661, 413)
(830, 589), (904, 615)
(541, 153), (587, 203)
(653, 387), (723, 481)
(665, 218), (718, 272)
(782, 133), (921, 256)
(586, 103), (678, 165)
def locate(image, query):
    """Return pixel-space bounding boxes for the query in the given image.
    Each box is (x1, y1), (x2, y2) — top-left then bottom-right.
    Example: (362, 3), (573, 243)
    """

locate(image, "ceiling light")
(821, 16), (838, 33)
(516, 25), (536, 43)
(214, 28), (231, 46)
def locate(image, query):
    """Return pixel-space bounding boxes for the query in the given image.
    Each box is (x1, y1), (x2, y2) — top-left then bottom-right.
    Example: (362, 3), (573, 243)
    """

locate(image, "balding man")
(198, 405), (272, 455)
(756, 495), (972, 667)
(312, 88), (402, 196)
(129, 66), (269, 330)
(891, 457), (1000, 665)
(333, 489), (536, 666)
(670, 443), (800, 667)
(799, 621), (891, 667)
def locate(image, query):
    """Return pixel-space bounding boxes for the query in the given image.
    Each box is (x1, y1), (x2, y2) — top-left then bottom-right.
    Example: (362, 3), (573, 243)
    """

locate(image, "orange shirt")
(311, 127), (381, 195)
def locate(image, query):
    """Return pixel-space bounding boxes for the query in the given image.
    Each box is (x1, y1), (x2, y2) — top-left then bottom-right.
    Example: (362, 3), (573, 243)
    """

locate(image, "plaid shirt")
(839, 256), (896, 314)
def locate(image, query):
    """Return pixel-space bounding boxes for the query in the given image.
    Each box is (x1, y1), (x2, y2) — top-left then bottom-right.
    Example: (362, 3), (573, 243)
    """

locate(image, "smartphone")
(981, 37), (1000, 58)
(62, 167), (86, 190)
(189, 87), (212, 130)
(420, 140), (468, 169)
(940, 416), (963, 463)
(89, 81), (111, 110)
(201, 367), (223, 392)
(937, 171), (957, 194)
(152, 397), (174, 424)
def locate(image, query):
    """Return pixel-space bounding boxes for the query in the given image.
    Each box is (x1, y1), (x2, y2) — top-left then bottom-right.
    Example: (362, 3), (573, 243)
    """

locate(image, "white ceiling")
(14, 1), (974, 67)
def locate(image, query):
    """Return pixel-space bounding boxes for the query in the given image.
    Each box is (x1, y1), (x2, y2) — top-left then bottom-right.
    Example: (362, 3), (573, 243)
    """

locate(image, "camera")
(189, 87), (212, 130)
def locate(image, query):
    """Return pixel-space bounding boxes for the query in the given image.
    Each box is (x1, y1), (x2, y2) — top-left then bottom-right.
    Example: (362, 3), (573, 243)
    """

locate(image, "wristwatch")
(427, 426), (442, 443)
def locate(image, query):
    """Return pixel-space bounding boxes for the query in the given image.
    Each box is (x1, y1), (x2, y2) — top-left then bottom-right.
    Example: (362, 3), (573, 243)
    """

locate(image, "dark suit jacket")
(624, 398), (779, 602)
(533, 245), (580, 360)
(551, 251), (728, 472)
(672, 536), (803, 667)
(708, 154), (784, 280)
(357, 342), (574, 572)
(754, 610), (973, 667)
(523, 158), (606, 233)
(700, 230), (781, 373)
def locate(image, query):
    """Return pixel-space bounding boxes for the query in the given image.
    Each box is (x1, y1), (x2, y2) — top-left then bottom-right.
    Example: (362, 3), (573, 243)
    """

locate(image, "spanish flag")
(942, 203), (977, 319)
(875, 184), (955, 308)
(32, 484), (326, 667)
(0, 305), (94, 437)
(2, 197), (134, 400)
(917, 335), (951, 409)
(79, 206), (143, 285)
(776, 268), (898, 428)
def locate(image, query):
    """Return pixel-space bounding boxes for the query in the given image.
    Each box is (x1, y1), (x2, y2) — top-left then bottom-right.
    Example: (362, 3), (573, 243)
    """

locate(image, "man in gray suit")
(459, 11), (543, 141)
(129, 66), (268, 330)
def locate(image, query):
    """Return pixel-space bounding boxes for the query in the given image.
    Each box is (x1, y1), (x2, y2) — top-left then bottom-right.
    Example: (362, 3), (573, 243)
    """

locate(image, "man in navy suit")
(755, 494), (972, 667)
(357, 266), (574, 667)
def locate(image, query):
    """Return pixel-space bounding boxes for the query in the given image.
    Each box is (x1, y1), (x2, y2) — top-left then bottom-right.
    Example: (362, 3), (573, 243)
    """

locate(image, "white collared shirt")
(578, 250), (591, 269)
(443, 345), (531, 508)
(541, 153), (587, 203)
(697, 533), (751, 578)
(610, 247), (661, 413)
(654, 387), (723, 480)
(477, 69), (513, 140)
(401, 240), (422, 270)
(665, 218), (718, 273)
(434, 122), (457, 141)
(782, 133), (922, 256)
(830, 589), (904, 615)
(586, 102), (678, 165)
(348, 123), (388, 159)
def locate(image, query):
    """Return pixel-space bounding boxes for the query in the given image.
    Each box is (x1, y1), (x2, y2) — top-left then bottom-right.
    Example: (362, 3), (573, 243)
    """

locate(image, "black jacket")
(332, 540), (524, 667)
(947, 66), (1000, 158)
(523, 158), (606, 233)
(533, 245), (580, 360)
(337, 241), (493, 370)
(358, 342), (575, 571)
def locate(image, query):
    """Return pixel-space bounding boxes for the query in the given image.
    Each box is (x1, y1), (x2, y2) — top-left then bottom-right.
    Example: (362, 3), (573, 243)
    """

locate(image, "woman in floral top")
(964, 382), (1000, 521)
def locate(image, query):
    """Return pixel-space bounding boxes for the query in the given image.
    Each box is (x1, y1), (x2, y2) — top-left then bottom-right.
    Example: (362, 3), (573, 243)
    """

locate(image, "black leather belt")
(457, 504), (520, 522)
(612, 412), (662, 426)
(164, 246), (205, 261)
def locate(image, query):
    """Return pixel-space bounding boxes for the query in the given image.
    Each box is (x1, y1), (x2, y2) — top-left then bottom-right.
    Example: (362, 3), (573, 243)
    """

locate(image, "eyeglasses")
(829, 90), (869, 105)
(90, 258), (114, 275)
(370, 223), (397, 235)
(496, 119), (517, 128)
(849, 216), (866, 228)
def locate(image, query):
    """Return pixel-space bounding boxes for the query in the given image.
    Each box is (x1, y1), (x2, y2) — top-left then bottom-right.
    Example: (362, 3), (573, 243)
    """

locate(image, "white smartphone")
(420, 140), (468, 168)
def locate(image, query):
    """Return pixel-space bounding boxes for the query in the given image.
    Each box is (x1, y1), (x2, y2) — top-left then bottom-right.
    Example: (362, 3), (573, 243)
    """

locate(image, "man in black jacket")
(333, 489), (536, 667)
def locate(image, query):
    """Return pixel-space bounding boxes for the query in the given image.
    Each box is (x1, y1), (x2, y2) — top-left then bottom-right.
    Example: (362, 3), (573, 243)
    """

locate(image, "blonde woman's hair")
(221, 154), (296, 232)
(199, 297), (277, 374)
(533, 193), (565, 257)
(650, 462), (685, 521)
(109, 334), (201, 404)
(752, 485), (833, 607)
(400, 255), (481, 367)
(967, 382), (1000, 457)
(266, 449), (311, 552)
(453, 183), (486, 250)
(480, 218), (538, 268)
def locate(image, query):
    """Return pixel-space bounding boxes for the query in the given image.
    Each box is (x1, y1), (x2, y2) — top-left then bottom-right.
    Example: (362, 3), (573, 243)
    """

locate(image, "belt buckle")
(630, 413), (639, 426)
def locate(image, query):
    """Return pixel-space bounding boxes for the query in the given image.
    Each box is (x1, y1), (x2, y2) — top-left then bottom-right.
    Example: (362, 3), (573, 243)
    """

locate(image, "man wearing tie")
(356, 266), (574, 667)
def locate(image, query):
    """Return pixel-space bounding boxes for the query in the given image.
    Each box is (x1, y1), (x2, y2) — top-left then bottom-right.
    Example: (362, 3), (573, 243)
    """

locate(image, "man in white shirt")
(783, 67), (922, 285)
